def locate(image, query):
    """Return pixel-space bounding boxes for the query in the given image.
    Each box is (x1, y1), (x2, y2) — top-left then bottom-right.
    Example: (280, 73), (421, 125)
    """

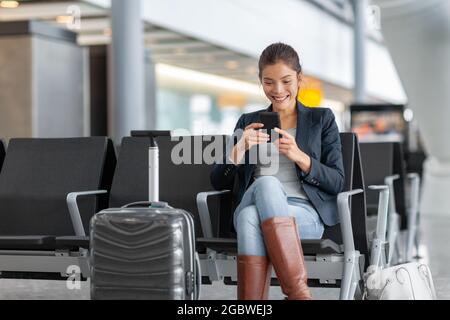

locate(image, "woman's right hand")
(230, 123), (269, 165)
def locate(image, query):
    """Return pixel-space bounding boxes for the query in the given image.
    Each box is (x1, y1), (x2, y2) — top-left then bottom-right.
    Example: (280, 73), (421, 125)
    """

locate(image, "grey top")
(254, 128), (308, 200)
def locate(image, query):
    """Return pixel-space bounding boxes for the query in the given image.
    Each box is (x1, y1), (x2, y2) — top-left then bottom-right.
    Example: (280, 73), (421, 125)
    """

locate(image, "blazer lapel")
(296, 101), (312, 155)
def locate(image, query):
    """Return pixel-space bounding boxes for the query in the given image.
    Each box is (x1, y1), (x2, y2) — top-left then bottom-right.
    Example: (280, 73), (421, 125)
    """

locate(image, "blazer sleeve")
(302, 109), (345, 195)
(210, 115), (245, 191)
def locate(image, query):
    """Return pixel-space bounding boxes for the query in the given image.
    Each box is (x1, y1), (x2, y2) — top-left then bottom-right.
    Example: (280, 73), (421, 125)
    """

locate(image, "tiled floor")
(0, 277), (339, 300)
(0, 212), (447, 300)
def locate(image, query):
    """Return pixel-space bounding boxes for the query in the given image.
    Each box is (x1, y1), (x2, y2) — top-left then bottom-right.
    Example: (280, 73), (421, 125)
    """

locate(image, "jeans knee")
(253, 176), (282, 193)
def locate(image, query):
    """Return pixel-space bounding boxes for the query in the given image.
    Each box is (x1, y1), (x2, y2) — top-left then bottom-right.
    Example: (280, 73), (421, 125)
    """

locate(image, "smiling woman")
(211, 42), (345, 301)
(259, 43), (303, 118)
(261, 62), (300, 119)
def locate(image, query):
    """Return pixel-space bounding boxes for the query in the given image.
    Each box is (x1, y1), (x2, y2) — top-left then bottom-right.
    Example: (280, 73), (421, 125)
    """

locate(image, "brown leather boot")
(261, 217), (312, 300)
(237, 255), (272, 300)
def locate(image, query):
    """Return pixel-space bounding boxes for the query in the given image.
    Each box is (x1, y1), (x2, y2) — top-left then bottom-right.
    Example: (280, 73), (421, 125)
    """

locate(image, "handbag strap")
(377, 267), (415, 300)
(418, 264), (437, 300)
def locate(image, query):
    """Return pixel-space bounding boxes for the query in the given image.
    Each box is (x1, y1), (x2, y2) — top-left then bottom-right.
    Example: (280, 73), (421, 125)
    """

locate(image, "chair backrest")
(99, 139), (117, 211)
(0, 138), (115, 236)
(0, 139), (5, 174)
(360, 142), (407, 229)
(323, 133), (369, 259)
(109, 135), (227, 238)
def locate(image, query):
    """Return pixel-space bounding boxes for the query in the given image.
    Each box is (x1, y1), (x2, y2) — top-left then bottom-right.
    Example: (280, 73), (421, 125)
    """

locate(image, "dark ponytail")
(258, 43), (302, 80)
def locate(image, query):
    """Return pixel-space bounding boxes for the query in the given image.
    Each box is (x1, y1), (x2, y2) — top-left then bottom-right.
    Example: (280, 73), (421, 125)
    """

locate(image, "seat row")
(0, 134), (420, 299)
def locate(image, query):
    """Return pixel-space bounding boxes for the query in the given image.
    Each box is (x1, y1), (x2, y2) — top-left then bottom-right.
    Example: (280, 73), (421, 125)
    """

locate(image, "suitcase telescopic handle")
(131, 130), (172, 138)
(131, 131), (172, 203)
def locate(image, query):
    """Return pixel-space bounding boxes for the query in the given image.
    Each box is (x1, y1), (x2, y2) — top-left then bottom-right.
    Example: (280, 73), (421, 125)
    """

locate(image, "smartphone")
(259, 112), (282, 143)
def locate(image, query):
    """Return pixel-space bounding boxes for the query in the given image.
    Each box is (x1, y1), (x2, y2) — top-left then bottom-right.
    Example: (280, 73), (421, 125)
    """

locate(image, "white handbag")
(364, 262), (437, 300)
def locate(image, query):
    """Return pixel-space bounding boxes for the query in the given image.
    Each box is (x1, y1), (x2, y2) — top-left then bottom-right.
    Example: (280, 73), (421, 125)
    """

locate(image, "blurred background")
(1, 0), (450, 300)
(0, 0), (409, 138)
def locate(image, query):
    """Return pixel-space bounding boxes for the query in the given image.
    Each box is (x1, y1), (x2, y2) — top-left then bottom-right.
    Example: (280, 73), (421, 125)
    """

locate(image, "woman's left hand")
(274, 128), (312, 174)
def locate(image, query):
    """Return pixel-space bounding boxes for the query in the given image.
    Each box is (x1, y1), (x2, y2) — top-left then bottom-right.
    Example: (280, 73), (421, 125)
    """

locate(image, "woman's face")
(261, 61), (301, 112)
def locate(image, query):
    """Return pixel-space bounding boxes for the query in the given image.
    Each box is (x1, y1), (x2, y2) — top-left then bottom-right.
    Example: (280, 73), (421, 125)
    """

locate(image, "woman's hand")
(274, 128), (312, 174)
(230, 123), (270, 165)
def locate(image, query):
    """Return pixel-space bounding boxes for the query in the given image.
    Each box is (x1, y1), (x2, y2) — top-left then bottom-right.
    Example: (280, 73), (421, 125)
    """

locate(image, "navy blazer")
(210, 101), (345, 227)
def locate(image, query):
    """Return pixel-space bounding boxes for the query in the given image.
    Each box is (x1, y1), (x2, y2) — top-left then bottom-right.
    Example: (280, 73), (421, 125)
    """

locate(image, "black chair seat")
(0, 236), (91, 251)
(302, 239), (343, 254)
(0, 236), (56, 250)
(55, 236), (89, 250)
(197, 238), (343, 255)
(197, 238), (238, 253)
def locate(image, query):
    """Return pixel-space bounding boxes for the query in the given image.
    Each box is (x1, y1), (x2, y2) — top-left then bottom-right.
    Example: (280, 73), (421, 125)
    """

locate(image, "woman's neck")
(273, 103), (298, 129)
(273, 102), (297, 118)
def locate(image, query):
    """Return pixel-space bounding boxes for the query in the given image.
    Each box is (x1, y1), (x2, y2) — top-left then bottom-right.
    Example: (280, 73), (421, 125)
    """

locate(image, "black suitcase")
(90, 131), (200, 300)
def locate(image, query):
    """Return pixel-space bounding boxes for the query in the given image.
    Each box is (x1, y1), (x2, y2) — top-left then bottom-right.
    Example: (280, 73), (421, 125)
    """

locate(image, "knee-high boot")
(261, 217), (312, 300)
(237, 255), (272, 300)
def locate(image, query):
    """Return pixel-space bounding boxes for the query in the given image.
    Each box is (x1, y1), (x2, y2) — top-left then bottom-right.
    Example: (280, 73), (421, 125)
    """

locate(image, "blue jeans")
(234, 176), (324, 256)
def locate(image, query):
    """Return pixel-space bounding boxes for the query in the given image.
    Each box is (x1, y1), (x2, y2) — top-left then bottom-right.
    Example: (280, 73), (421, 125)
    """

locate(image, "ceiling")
(0, 0), (362, 104)
(306, 0), (354, 23)
(0, 0), (262, 83)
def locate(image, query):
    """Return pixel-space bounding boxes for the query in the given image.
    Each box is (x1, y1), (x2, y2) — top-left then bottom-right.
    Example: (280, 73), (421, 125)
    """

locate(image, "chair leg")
(340, 251), (362, 300)
(340, 262), (353, 300)
(387, 213), (401, 265)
